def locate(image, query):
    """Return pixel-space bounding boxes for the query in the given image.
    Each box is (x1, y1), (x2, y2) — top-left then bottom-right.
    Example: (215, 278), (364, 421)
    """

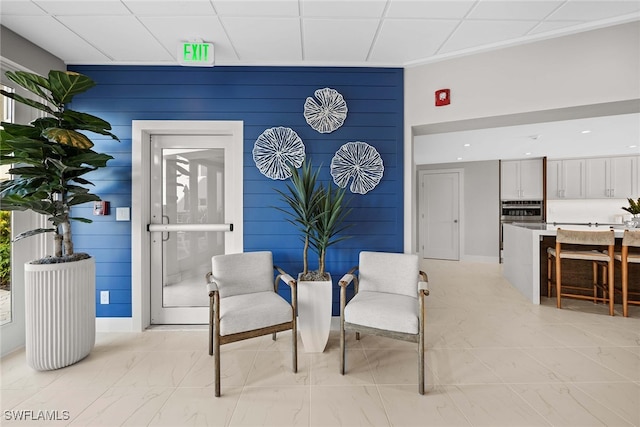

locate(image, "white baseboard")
(460, 255), (500, 263)
(96, 317), (136, 332)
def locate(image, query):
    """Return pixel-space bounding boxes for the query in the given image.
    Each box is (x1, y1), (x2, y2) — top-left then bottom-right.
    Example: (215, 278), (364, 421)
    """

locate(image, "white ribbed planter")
(297, 274), (332, 353)
(25, 257), (96, 371)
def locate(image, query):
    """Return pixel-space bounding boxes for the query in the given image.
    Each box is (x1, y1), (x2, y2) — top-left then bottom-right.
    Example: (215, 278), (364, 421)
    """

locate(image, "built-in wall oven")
(500, 200), (544, 258)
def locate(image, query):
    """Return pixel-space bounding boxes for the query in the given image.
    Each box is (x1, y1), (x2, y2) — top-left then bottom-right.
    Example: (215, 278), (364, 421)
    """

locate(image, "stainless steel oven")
(500, 200), (544, 260)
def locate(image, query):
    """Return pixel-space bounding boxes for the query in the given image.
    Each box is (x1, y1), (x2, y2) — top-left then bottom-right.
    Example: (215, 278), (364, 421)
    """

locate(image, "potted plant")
(0, 70), (118, 370)
(622, 197), (640, 228)
(276, 160), (351, 352)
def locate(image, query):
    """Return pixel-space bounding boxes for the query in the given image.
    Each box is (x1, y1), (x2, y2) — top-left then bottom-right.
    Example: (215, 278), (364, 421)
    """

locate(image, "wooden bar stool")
(547, 228), (615, 315)
(614, 230), (640, 317)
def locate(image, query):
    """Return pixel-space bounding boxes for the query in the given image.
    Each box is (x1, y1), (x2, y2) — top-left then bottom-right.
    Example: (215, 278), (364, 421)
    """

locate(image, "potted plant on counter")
(0, 70), (119, 370)
(622, 197), (640, 228)
(276, 160), (351, 352)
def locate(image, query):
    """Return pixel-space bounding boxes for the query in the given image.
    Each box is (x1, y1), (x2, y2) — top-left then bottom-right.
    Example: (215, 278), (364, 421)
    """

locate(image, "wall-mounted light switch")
(116, 207), (130, 221)
(100, 291), (110, 304)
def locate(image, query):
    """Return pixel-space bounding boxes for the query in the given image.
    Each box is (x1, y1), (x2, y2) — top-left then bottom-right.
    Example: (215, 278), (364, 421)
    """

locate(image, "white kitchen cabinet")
(547, 159), (586, 199)
(500, 159), (543, 200)
(585, 156), (637, 199)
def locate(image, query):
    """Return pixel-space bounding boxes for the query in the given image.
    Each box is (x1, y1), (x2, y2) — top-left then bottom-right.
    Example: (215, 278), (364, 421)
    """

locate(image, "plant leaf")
(42, 128), (94, 149)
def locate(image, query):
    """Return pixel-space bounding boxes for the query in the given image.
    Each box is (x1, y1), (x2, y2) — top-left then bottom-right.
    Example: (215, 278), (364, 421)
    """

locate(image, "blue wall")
(68, 65), (404, 317)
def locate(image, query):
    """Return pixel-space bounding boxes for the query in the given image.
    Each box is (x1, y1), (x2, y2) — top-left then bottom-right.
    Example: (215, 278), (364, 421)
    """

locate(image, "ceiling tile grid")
(0, 0), (638, 66)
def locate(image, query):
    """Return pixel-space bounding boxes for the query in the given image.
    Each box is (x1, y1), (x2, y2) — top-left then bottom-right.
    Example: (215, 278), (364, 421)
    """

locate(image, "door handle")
(162, 215), (170, 242)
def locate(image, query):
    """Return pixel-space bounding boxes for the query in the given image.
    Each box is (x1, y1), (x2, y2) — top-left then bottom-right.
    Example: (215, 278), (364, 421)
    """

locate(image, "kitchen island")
(502, 223), (628, 304)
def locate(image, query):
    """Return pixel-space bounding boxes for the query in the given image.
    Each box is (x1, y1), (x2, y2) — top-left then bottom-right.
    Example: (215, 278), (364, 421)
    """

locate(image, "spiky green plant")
(275, 161), (323, 276)
(0, 70), (119, 260)
(309, 182), (352, 279)
(622, 197), (640, 215)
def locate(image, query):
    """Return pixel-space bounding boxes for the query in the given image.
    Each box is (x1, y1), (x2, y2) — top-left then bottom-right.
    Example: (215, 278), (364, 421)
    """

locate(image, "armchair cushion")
(358, 252), (419, 298)
(212, 251), (274, 298)
(344, 291), (419, 335)
(219, 291), (293, 336)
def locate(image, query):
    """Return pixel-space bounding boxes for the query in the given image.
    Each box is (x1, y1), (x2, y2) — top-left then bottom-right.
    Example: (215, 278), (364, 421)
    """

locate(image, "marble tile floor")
(1, 259), (639, 426)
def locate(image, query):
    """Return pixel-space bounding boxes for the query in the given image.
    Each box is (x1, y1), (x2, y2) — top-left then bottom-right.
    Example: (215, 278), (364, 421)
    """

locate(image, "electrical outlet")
(100, 291), (109, 304)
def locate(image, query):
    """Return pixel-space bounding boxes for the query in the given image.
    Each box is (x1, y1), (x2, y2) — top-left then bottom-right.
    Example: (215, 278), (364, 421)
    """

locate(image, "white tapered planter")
(25, 257), (96, 371)
(297, 274), (332, 353)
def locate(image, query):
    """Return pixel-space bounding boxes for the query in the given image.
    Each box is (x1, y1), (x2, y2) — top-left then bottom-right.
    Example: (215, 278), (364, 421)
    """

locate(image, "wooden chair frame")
(615, 230), (640, 317)
(547, 228), (615, 315)
(339, 266), (429, 394)
(206, 266), (297, 397)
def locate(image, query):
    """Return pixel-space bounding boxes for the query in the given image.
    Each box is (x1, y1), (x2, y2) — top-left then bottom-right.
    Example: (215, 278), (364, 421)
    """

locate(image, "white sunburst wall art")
(303, 87), (348, 134)
(331, 141), (384, 195)
(253, 126), (306, 180)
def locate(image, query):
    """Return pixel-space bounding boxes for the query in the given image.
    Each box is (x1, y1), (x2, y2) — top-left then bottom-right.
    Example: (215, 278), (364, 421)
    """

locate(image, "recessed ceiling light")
(457, 157), (463, 161)
(629, 145), (638, 148)
(463, 143), (471, 147)
(581, 130), (591, 134)
(525, 152), (532, 156)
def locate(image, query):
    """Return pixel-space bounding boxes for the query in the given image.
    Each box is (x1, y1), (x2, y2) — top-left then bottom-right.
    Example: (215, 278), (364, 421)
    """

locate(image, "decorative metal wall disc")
(303, 87), (348, 133)
(253, 127), (305, 180)
(331, 141), (384, 194)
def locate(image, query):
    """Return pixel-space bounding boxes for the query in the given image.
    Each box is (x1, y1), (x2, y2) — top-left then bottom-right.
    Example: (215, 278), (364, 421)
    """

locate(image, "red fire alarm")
(435, 89), (450, 106)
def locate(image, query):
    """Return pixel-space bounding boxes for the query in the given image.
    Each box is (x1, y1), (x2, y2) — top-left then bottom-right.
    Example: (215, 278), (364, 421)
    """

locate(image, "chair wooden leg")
(608, 258), (614, 316)
(208, 294), (214, 356)
(592, 261), (598, 303)
(340, 286), (346, 375)
(547, 253), (552, 298)
(556, 255), (562, 309)
(418, 292), (425, 395)
(272, 332), (277, 341)
(292, 310), (298, 373)
(622, 255), (629, 318)
(213, 293), (221, 397)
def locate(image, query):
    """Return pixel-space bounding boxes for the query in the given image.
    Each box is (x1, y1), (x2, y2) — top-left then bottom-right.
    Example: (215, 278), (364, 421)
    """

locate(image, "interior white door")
(420, 171), (460, 260)
(149, 134), (238, 324)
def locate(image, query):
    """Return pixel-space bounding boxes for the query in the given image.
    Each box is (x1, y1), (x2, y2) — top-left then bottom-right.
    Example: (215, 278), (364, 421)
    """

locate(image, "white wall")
(404, 21), (640, 254)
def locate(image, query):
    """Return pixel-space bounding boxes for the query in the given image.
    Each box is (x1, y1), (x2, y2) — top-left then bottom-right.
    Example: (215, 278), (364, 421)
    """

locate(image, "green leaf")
(62, 110), (120, 141)
(48, 71), (95, 104)
(42, 128), (94, 149)
(13, 228), (56, 242)
(4, 71), (53, 103)
(0, 90), (55, 115)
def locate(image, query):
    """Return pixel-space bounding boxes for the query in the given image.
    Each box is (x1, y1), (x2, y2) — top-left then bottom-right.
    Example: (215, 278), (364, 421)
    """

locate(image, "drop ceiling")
(0, 0), (639, 67)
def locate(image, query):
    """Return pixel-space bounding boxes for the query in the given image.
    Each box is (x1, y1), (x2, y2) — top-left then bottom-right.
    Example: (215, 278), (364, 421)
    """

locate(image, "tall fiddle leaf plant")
(0, 70), (119, 260)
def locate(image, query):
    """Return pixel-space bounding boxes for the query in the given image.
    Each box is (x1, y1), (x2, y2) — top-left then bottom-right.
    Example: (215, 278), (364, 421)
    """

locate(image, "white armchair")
(339, 251), (429, 394)
(206, 251), (297, 397)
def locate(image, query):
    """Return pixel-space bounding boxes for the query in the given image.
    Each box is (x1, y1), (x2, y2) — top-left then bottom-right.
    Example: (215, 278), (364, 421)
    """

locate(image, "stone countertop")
(508, 222), (629, 237)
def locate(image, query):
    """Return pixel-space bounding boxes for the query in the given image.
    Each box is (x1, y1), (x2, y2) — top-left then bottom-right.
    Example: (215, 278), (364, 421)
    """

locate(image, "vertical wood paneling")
(69, 65), (404, 317)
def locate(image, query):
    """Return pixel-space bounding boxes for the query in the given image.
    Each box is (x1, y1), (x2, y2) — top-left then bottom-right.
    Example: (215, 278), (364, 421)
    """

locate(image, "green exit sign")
(178, 42), (214, 67)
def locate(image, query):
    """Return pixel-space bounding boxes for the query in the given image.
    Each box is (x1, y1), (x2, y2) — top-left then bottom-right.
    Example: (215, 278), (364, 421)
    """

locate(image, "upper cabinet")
(547, 159), (586, 199)
(501, 159), (543, 200)
(548, 155), (638, 200)
(585, 156), (637, 199)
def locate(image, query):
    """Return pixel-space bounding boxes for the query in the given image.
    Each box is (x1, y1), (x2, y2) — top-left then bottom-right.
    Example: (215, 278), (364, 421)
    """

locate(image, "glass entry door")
(149, 134), (236, 324)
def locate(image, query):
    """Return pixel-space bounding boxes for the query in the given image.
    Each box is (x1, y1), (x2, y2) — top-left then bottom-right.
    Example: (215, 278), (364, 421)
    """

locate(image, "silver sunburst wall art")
(331, 141), (384, 195)
(253, 126), (306, 180)
(303, 87), (348, 134)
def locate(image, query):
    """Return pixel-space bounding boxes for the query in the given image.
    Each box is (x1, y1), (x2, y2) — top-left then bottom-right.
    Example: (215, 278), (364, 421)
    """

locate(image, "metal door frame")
(132, 121), (243, 331)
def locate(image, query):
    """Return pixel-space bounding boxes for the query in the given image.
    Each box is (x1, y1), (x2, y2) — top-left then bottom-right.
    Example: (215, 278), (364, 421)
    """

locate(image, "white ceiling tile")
(385, 0), (476, 19)
(303, 18), (379, 62)
(468, 1), (565, 21)
(57, 15), (172, 62)
(123, 0), (216, 16)
(0, 1), (47, 15)
(548, 0), (640, 21)
(220, 17), (302, 62)
(139, 16), (238, 63)
(528, 20), (587, 35)
(0, 15), (111, 63)
(440, 20), (540, 54)
(32, 0), (131, 15)
(369, 18), (460, 64)
(212, 0), (299, 16)
(301, 0), (386, 18)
